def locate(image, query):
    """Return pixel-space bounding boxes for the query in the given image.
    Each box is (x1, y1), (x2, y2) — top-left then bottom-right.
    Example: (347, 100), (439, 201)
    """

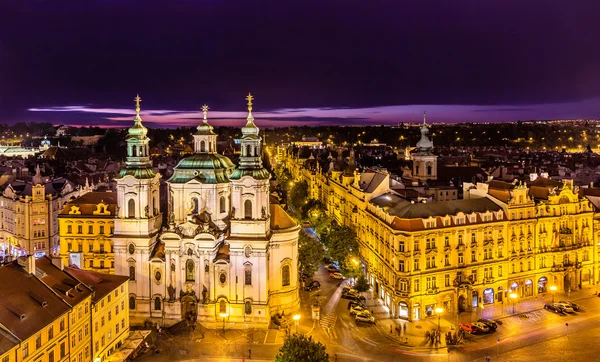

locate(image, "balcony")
(394, 291), (410, 298)
(426, 287), (439, 294)
(456, 244), (466, 252)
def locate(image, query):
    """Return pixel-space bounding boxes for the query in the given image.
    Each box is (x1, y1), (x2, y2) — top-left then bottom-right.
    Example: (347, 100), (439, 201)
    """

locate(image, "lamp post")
(509, 293), (518, 314)
(435, 307), (443, 332)
(219, 313), (229, 334)
(293, 314), (301, 334)
(549, 285), (557, 303)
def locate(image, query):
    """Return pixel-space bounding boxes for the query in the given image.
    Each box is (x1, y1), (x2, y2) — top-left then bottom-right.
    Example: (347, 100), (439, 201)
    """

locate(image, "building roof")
(358, 172), (388, 193)
(118, 167), (157, 179)
(169, 153), (235, 184)
(0, 260), (71, 344)
(371, 192), (502, 219)
(65, 267), (129, 304)
(35, 257), (93, 307)
(59, 191), (118, 217)
(229, 168), (271, 180)
(270, 204), (297, 230)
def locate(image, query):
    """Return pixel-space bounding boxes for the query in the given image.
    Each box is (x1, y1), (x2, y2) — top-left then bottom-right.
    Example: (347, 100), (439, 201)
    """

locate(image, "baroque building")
(113, 95), (300, 328)
(284, 121), (598, 321)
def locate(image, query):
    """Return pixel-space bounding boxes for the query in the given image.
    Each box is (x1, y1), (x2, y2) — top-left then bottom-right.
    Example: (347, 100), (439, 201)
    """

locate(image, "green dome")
(175, 153), (235, 170)
(196, 120), (216, 136)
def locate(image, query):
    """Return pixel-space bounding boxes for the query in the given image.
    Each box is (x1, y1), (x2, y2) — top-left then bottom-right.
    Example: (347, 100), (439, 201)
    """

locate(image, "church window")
(128, 244), (135, 254)
(154, 297), (161, 310)
(282, 265), (290, 287)
(245, 301), (252, 315)
(427, 165), (432, 176)
(186, 259), (195, 282)
(220, 196), (226, 213)
(132, 145), (137, 157)
(245, 269), (252, 285)
(219, 300), (227, 314)
(192, 197), (199, 214)
(219, 272), (227, 284)
(246, 144), (252, 156)
(244, 200), (253, 219)
(129, 266), (136, 281)
(128, 199), (135, 219)
(200, 140), (206, 152)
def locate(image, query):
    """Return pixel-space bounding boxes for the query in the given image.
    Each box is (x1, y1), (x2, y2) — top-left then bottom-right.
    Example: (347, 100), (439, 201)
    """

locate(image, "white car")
(349, 305), (366, 316)
(355, 311), (375, 324)
(556, 302), (575, 313)
(330, 272), (345, 279)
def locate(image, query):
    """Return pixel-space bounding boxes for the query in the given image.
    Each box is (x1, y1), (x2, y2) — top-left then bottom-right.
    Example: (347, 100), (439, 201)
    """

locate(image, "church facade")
(113, 95), (300, 328)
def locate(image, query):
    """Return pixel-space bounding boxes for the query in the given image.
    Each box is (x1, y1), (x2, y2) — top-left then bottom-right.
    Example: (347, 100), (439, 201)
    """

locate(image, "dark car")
(304, 280), (321, 291)
(477, 319), (498, 331)
(544, 303), (565, 315)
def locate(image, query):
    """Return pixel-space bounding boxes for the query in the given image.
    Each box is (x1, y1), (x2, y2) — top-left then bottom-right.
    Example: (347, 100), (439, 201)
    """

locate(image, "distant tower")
(412, 112), (438, 180)
(193, 105), (217, 153)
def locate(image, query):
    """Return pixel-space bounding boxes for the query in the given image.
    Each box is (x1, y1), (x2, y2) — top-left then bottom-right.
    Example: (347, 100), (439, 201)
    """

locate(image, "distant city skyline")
(1, 0), (599, 127)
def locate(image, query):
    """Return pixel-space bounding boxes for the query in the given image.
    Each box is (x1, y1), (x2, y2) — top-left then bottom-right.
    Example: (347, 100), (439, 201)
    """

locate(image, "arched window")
(415, 162), (420, 175)
(219, 300), (227, 314)
(192, 197), (199, 214)
(282, 265), (290, 287)
(186, 259), (195, 282)
(129, 296), (136, 310)
(200, 140), (206, 152)
(245, 301), (252, 315)
(128, 199), (135, 219)
(154, 297), (161, 310)
(427, 165), (432, 175)
(220, 196), (226, 213)
(246, 144), (252, 156)
(209, 142), (212, 152)
(132, 145), (137, 157)
(244, 200), (252, 219)
(129, 266), (136, 281)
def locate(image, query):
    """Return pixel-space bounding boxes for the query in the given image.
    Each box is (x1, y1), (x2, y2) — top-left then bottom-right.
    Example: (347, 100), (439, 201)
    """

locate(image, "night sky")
(1, 0), (599, 128)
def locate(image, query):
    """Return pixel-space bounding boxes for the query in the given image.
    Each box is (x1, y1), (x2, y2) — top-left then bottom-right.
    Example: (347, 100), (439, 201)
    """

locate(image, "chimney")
(17, 255), (36, 274)
(51, 257), (65, 271)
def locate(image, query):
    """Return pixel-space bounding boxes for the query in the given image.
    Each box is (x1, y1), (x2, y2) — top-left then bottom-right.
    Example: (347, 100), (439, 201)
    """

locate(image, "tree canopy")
(289, 180), (309, 210)
(298, 231), (323, 275)
(275, 334), (329, 362)
(354, 274), (371, 293)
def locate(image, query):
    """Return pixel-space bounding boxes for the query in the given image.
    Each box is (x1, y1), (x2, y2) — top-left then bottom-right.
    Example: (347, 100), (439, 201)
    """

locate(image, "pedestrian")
(248, 348), (252, 359)
(403, 323), (407, 334)
(335, 353), (338, 362)
(390, 325), (393, 334)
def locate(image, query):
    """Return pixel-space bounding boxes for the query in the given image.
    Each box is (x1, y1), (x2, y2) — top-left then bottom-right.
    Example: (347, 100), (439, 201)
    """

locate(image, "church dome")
(128, 116), (148, 138)
(175, 153), (234, 170)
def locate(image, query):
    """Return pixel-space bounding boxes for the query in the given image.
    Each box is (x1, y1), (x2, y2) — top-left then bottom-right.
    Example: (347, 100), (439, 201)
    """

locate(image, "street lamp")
(549, 285), (557, 303)
(219, 313), (229, 333)
(293, 314), (301, 334)
(435, 307), (443, 331)
(509, 293), (518, 314)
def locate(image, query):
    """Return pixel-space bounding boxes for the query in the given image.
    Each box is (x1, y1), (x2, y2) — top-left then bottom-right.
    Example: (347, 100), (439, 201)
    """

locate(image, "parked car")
(558, 301), (581, 312)
(330, 272), (344, 279)
(355, 311), (375, 324)
(458, 323), (475, 333)
(544, 303), (565, 315)
(346, 294), (367, 303)
(477, 319), (498, 331)
(348, 301), (366, 310)
(304, 280), (321, 291)
(349, 304), (366, 316)
(472, 322), (490, 334)
(555, 302), (575, 313)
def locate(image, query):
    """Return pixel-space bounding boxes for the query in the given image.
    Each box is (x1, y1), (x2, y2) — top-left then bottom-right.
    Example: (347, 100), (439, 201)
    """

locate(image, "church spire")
(242, 93), (259, 135)
(120, 94), (156, 177)
(194, 103), (216, 153)
(423, 111), (427, 125)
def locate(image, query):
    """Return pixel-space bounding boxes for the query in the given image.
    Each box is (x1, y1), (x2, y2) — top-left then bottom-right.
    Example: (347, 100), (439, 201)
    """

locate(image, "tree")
(354, 275), (371, 293)
(298, 231), (323, 276)
(289, 180), (309, 210)
(340, 254), (362, 280)
(275, 334), (329, 362)
(326, 224), (358, 266)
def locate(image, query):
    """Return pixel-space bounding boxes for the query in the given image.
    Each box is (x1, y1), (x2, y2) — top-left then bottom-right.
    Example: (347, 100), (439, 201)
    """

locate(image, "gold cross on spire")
(423, 111), (427, 125)
(202, 104), (209, 121)
(134, 94), (142, 114)
(246, 93), (254, 112)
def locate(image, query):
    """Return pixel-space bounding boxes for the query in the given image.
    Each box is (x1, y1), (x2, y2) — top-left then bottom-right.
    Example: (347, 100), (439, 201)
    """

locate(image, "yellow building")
(66, 267), (129, 362)
(58, 192), (117, 273)
(285, 147), (598, 321)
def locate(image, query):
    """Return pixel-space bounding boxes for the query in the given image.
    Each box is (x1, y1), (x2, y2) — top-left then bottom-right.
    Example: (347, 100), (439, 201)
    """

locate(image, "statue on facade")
(167, 284), (176, 302)
(169, 211), (175, 224)
(262, 206), (267, 219)
(114, 205), (119, 217)
(202, 285), (209, 304)
(231, 206), (236, 219)
(144, 205), (150, 218)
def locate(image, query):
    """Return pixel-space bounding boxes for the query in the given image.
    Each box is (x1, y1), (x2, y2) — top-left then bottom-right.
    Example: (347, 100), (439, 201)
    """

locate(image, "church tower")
(229, 93), (272, 237)
(193, 105), (218, 153)
(412, 112), (438, 181)
(113, 95), (162, 237)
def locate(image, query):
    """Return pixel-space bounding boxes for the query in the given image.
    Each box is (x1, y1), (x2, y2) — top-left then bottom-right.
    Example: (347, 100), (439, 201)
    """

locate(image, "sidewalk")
(364, 285), (599, 350)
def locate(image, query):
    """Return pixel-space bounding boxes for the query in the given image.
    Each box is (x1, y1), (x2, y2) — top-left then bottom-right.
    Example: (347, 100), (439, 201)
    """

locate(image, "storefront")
(425, 304), (435, 317)
(472, 291), (479, 308)
(413, 303), (420, 320)
(524, 279), (534, 297)
(483, 288), (494, 304)
(398, 302), (409, 319)
(538, 277), (547, 294)
(497, 286), (503, 303)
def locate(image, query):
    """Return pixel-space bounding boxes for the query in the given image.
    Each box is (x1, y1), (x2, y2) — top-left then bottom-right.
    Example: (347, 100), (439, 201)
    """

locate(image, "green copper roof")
(230, 168), (271, 180)
(196, 121), (216, 136)
(175, 153), (235, 170)
(168, 169), (231, 184)
(119, 167), (157, 179)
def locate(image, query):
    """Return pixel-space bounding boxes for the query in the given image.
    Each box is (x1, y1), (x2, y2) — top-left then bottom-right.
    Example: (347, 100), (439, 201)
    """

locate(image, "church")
(113, 95), (300, 328)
